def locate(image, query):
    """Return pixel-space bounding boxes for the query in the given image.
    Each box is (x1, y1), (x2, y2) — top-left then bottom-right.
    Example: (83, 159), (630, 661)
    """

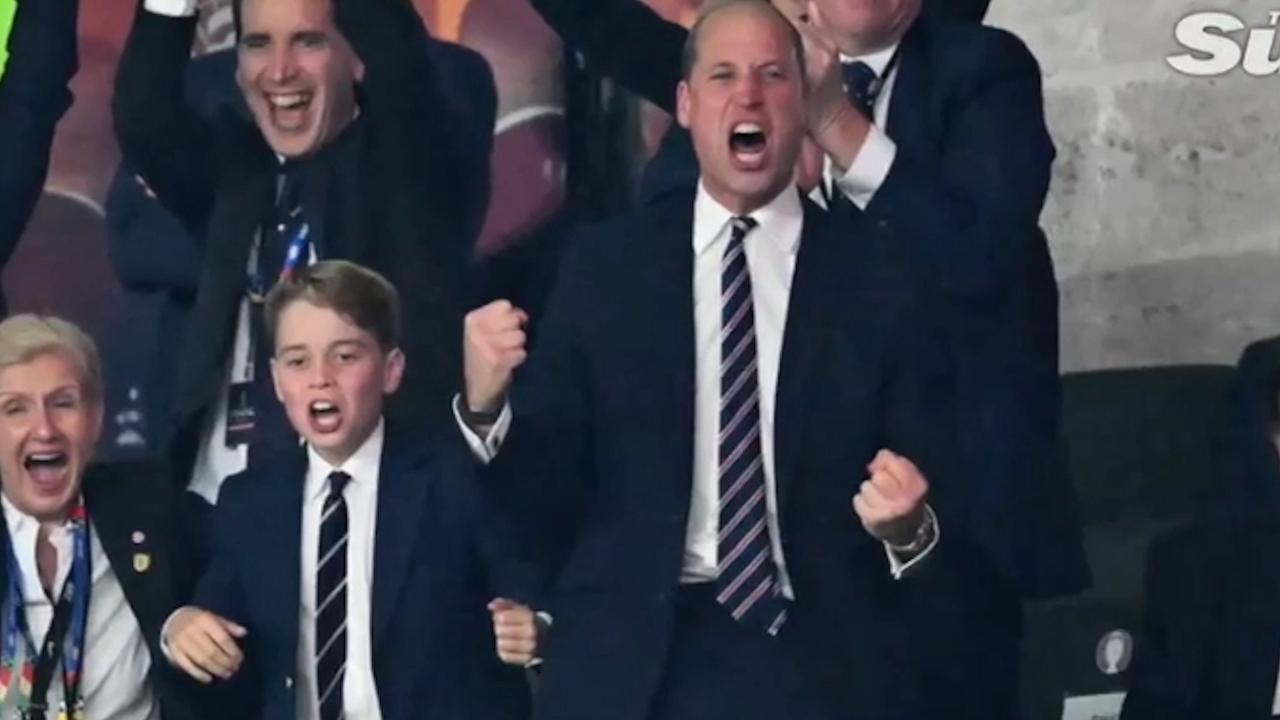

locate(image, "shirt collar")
(692, 182), (804, 257)
(0, 492), (78, 540)
(305, 418), (385, 502)
(839, 42), (900, 76)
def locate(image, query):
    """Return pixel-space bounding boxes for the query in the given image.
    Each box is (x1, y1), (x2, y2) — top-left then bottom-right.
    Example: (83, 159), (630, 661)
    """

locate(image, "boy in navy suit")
(162, 260), (536, 720)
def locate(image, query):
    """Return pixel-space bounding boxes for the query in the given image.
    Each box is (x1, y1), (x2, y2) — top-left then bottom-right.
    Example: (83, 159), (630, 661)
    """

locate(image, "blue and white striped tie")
(316, 470), (350, 720)
(714, 216), (788, 637)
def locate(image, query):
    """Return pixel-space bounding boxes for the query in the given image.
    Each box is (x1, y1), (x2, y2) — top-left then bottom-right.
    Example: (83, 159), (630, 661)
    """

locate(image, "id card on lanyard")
(0, 505), (92, 720)
(226, 217), (312, 448)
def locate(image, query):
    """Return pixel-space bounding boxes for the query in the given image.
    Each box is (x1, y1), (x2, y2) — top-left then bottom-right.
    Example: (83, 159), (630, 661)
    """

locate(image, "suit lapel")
(251, 446), (307, 656)
(885, 19), (932, 149)
(641, 199), (698, 509)
(371, 426), (435, 654)
(82, 464), (175, 644)
(774, 202), (835, 513)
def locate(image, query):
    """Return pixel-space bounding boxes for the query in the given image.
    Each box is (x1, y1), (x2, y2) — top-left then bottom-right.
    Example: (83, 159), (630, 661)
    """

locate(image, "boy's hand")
(165, 606), (247, 683)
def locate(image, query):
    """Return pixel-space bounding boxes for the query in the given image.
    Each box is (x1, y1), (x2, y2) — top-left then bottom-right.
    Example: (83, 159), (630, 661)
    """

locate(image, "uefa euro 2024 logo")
(1167, 11), (1280, 75)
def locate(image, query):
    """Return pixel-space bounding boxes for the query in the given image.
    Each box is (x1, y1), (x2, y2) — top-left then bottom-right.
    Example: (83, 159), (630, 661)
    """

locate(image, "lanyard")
(246, 220), (311, 304)
(0, 506), (91, 720)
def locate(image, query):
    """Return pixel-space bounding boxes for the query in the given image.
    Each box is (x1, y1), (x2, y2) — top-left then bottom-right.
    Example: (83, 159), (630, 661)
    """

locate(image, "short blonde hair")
(0, 315), (103, 403)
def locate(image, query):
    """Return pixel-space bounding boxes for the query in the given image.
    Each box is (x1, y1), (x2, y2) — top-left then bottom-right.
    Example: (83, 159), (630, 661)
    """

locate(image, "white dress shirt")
(819, 43), (902, 210)
(0, 495), (158, 720)
(143, 0), (197, 17)
(457, 183), (935, 583)
(297, 422), (385, 720)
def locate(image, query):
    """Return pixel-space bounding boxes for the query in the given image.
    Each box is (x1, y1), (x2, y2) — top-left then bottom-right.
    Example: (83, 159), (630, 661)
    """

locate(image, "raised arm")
(332, 0), (494, 263)
(112, 0), (221, 237)
(526, 0), (686, 113)
(0, 0), (79, 270)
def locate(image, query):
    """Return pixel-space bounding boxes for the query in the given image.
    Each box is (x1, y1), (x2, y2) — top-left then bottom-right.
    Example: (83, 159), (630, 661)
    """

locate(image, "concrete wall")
(987, 1), (1280, 371)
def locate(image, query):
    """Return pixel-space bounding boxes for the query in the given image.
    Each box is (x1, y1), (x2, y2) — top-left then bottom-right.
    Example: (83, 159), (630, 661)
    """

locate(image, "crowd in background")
(0, 0), (1275, 719)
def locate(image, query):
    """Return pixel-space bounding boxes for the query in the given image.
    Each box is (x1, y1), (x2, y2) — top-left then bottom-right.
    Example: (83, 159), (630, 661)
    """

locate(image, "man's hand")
(464, 300), (530, 416)
(488, 598), (543, 666)
(164, 607), (247, 684)
(773, 0), (872, 168)
(853, 450), (929, 547)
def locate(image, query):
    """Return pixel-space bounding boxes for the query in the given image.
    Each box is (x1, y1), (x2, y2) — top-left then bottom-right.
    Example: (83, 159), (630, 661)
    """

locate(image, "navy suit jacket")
(106, 37), (495, 461)
(0, 462), (213, 720)
(195, 424), (533, 720)
(484, 191), (993, 720)
(0, 0), (79, 317)
(1122, 522), (1280, 720)
(526, 0), (1089, 607)
(113, 0), (497, 476)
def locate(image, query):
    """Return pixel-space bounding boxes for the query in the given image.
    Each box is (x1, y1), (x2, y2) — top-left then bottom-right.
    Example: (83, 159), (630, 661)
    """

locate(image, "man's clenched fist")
(852, 449), (929, 548)
(164, 607), (247, 683)
(464, 300), (529, 415)
(488, 597), (544, 666)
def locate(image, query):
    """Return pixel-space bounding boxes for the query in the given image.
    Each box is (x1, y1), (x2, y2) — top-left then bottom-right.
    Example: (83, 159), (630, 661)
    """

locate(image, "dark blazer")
(483, 190), (1001, 720)
(106, 37), (495, 459)
(526, 0), (1088, 603)
(1121, 521), (1280, 720)
(0, 0), (79, 317)
(112, 0), (496, 475)
(195, 423), (534, 720)
(1204, 335), (1280, 523)
(925, 0), (990, 22)
(0, 462), (209, 720)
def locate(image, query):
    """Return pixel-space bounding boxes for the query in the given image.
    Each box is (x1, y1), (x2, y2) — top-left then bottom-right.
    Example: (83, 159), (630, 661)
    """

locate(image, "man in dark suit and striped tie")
(160, 261), (539, 720)
(457, 2), (966, 719)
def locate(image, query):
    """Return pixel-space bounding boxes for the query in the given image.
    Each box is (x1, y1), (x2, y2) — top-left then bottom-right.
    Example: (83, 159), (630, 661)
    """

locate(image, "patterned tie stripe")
(841, 60), (879, 119)
(714, 216), (788, 637)
(316, 471), (350, 720)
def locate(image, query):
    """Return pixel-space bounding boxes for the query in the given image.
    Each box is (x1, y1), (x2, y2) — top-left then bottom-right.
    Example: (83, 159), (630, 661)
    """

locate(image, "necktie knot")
(729, 216), (758, 243)
(841, 60), (879, 119)
(327, 470), (351, 498)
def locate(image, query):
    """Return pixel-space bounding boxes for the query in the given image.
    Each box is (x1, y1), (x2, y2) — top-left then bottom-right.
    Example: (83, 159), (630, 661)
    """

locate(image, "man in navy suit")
(1121, 521), (1280, 720)
(457, 3), (975, 718)
(0, 0), (79, 317)
(520, 1), (1088, 713)
(1121, 336), (1280, 720)
(162, 261), (537, 720)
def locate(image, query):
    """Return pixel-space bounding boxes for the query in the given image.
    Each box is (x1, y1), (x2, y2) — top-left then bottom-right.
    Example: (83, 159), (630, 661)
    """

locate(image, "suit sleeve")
(478, 230), (600, 578)
(191, 474), (250, 624)
(865, 31), (1054, 299)
(527, 0), (686, 114)
(333, 0), (492, 267)
(112, 4), (218, 238)
(1120, 530), (1219, 720)
(0, 0), (78, 268)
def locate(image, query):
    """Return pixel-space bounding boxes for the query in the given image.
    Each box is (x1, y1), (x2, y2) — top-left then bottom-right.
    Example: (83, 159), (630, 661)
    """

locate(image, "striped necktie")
(316, 470), (350, 720)
(714, 216), (789, 636)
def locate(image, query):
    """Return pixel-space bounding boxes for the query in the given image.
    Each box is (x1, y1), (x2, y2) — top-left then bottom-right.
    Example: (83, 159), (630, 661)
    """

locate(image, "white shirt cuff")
(884, 504), (939, 580)
(524, 611), (554, 668)
(159, 607), (190, 664)
(834, 125), (897, 209)
(143, 0), (199, 16)
(452, 395), (512, 463)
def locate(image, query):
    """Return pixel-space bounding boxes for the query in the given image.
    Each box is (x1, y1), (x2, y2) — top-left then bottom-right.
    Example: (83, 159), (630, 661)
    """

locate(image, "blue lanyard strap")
(247, 221), (311, 302)
(0, 508), (92, 716)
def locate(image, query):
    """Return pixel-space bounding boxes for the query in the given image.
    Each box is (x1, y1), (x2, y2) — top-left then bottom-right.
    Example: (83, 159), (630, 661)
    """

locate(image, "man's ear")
(676, 80), (692, 129)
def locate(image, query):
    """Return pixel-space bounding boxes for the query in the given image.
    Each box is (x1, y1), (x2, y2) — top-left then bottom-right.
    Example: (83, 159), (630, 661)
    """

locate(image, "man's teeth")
(733, 122), (763, 135)
(25, 452), (67, 470)
(310, 401), (337, 413)
(268, 93), (310, 110)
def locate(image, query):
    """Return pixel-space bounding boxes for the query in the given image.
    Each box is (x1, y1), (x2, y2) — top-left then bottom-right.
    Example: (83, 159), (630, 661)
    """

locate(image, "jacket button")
(285, 676), (293, 689)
